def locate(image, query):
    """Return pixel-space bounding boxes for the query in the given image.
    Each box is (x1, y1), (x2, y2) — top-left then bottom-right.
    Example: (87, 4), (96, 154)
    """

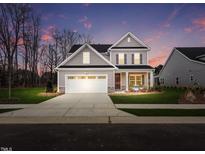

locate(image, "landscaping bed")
(120, 109), (205, 116)
(110, 89), (185, 104)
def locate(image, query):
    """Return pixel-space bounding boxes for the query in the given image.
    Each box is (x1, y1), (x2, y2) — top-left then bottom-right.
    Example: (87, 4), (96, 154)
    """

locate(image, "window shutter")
(140, 54), (142, 64)
(116, 54), (119, 64)
(132, 54), (134, 64)
(124, 54), (127, 64)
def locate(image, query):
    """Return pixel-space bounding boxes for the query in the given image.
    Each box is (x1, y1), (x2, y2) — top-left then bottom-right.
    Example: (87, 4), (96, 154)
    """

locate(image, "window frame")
(83, 52), (90, 64)
(118, 53), (125, 65)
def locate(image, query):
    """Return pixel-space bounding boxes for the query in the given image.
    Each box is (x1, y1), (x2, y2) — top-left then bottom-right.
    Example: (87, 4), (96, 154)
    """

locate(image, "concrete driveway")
(0, 94), (133, 117)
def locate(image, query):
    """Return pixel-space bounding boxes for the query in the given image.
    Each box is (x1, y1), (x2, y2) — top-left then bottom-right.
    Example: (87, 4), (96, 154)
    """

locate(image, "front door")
(115, 73), (121, 90)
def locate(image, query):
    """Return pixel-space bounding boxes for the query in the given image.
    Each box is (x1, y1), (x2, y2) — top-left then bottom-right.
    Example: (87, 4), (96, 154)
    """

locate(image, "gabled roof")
(108, 32), (150, 51)
(55, 43), (117, 69)
(176, 47), (205, 63)
(69, 44), (112, 53)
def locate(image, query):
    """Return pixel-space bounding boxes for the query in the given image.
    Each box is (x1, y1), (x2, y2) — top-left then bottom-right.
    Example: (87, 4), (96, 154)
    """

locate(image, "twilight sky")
(32, 3), (205, 67)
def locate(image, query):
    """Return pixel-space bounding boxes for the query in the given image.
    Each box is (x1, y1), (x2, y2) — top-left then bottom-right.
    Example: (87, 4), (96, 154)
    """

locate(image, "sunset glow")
(32, 3), (205, 67)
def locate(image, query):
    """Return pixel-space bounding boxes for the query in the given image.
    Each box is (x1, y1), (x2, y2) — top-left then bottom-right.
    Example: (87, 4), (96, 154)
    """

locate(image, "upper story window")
(118, 53), (125, 64)
(127, 37), (131, 42)
(132, 53), (141, 64)
(83, 52), (90, 64)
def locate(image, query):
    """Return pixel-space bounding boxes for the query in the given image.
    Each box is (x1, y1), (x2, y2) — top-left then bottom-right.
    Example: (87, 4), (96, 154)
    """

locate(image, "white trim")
(64, 74), (108, 93)
(196, 54), (205, 59)
(55, 43), (117, 69)
(56, 68), (117, 71)
(108, 32), (151, 51)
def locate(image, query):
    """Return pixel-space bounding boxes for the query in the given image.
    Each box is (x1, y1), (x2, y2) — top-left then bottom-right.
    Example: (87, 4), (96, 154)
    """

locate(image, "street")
(0, 124), (205, 151)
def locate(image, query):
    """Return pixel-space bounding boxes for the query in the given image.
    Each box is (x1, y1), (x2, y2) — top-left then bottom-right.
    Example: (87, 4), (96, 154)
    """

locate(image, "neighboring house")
(159, 47), (205, 88)
(55, 32), (154, 93)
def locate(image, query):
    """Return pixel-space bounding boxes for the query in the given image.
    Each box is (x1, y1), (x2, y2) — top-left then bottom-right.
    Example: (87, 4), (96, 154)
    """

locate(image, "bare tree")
(0, 4), (28, 98)
(58, 29), (81, 60)
(79, 34), (93, 44)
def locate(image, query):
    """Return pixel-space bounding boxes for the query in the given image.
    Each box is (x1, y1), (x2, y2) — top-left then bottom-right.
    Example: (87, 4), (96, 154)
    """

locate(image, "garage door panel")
(65, 75), (107, 93)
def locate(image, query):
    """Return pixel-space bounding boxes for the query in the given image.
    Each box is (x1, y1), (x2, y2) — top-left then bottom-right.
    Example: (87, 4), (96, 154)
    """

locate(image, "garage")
(65, 74), (107, 93)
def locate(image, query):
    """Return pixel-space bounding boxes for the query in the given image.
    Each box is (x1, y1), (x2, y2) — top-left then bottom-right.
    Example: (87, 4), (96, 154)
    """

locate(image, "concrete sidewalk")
(0, 104), (32, 109)
(115, 104), (205, 109)
(0, 116), (205, 124)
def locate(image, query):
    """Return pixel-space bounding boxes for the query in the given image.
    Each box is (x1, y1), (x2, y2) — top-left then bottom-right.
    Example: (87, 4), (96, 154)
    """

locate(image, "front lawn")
(120, 109), (205, 116)
(110, 89), (185, 104)
(0, 88), (57, 104)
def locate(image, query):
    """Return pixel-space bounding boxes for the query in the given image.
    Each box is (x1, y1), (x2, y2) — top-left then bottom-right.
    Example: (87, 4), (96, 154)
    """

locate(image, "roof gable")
(109, 32), (150, 50)
(56, 44), (117, 69)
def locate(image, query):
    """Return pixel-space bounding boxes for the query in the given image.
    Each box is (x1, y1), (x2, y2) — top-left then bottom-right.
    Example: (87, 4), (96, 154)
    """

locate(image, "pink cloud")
(148, 47), (171, 67)
(192, 17), (205, 31)
(184, 27), (193, 33)
(41, 34), (53, 42)
(162, 5), (185, 28)
(79, 16), (92, 29)
(144, 31), (166, 44)
(41, 25), (56, 42)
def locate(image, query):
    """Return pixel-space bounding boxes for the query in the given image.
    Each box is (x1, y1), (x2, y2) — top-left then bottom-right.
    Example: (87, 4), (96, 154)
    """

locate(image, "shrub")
(46, 80), (53, 93)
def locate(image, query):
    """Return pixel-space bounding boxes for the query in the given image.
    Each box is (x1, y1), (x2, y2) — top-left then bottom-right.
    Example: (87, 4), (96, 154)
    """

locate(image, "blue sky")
(32, 3), (205, 66)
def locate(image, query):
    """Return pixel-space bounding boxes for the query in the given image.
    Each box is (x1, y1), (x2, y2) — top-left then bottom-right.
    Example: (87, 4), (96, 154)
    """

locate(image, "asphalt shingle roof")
(176, 47), (205, 63)
(69, 44), (112, 53)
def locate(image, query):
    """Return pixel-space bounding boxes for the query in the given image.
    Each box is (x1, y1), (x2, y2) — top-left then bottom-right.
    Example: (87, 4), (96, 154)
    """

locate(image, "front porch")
(114, 71), (154, 91)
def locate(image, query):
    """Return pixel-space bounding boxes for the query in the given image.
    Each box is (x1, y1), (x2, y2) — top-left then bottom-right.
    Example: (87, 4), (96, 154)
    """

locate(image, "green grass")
(0, 88), (56, 104)
(110, 89), (185, 104)
(120, 109), (205, 116)
(0, 108), (21, 113)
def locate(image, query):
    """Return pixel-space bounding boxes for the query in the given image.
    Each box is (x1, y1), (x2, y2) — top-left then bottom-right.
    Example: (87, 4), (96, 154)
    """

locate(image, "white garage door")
(65, 75), (107, 93)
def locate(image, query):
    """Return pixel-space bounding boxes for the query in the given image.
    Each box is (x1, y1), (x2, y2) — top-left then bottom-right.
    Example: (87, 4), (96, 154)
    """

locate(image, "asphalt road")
(0, 124), (205, 151)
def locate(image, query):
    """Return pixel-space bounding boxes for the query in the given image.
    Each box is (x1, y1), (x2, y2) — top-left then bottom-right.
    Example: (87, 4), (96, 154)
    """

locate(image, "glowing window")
(134, 53), (140, 64)
(77, 76), (86, 79)
(128, 37), (131, 42)
(88, 76), (96, 79)
(118, 53), (124, 64)
(83, 52), (90, 64)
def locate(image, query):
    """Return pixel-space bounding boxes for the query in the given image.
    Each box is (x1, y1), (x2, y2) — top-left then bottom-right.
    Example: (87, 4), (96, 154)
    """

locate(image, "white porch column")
(150, 71), (154, 87)
(126, 72), (128, 91)
(146, 72), (149, 89)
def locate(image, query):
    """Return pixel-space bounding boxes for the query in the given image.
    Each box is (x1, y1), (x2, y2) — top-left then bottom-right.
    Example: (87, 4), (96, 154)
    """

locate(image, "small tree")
(46, 80), (53, 93)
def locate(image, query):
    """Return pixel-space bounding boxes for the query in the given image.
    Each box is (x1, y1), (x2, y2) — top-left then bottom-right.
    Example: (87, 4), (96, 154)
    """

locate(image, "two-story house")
(55, 32), (154, 93)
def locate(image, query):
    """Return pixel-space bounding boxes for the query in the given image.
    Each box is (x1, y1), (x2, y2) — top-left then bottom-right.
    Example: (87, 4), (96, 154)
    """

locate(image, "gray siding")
(110, 50), (147, 65)
(159, 49), (205, 87)
(64, 46), (108, 65)
(58, 70), (114, 93)
(116, 34), (143, 47)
